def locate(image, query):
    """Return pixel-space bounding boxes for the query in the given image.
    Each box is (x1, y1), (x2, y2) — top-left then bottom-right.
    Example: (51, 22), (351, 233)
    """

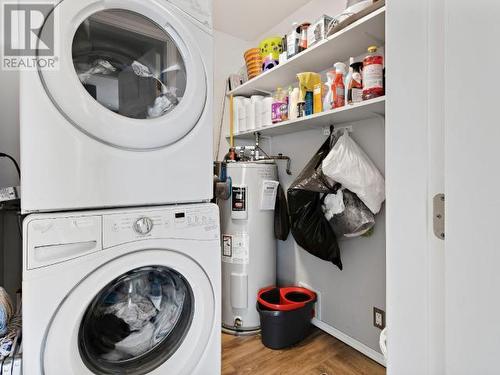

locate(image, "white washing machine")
(22, 203), (221, 374)
(20, 0), (213, 213)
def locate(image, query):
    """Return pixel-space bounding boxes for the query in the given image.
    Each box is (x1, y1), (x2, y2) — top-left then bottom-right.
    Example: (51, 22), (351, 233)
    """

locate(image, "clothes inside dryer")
(72, 9), (187, 119)
(78, 266), (193, 374)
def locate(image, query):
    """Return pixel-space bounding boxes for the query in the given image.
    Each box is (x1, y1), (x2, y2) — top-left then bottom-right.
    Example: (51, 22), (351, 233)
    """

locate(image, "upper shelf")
(228, 6), (386, 97)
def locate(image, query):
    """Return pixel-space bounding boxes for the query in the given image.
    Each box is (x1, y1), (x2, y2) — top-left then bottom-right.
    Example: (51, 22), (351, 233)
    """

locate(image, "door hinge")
(433, 194), (445, 240)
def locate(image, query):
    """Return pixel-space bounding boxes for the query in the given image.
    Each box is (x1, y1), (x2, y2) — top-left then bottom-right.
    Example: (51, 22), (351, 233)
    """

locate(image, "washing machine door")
(38, 0), (207, 150)
(42, 250), (216, 374)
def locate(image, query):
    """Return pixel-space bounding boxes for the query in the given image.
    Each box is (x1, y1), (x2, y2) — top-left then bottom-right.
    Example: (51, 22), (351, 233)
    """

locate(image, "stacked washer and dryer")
(20, 1), (219, 374)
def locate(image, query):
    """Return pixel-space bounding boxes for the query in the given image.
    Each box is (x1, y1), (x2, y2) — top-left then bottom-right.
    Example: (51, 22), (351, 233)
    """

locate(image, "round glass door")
(78, 266), (193, 374)
(37, 0), (208, 150)
(72, 9), (187, 120)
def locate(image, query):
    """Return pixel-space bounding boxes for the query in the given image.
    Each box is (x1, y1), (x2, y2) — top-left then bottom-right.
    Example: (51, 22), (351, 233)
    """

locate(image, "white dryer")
(20, 0), (213, 213)
(22, 203), (221, 375)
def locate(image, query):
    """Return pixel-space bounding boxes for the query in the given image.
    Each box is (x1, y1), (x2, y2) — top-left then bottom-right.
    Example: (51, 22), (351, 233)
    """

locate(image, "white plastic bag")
(322, 190), (345, 220)
(322, 131), (385, 214)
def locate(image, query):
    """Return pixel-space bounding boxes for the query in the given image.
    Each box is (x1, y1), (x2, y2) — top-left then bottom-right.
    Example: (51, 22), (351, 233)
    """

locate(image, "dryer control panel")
(102, 205), (219, 249)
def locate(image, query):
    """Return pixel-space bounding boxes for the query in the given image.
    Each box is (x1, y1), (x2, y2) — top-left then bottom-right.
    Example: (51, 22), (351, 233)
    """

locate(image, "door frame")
(386, 0), (445, 373)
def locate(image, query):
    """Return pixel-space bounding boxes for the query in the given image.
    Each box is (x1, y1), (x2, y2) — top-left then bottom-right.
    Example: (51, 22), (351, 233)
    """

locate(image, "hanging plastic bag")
(322, 130), (385, 214)
(287, 138), (342, 270)
(322, 190), (345, 220)
(274, 184), (290, 241)
(324, 189), (375, 238)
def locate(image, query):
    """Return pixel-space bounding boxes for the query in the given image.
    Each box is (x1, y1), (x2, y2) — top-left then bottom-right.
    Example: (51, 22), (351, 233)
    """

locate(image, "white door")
(43, 250), (215, 374)
(444, 1), (500, 374)
(38, 0), (207, 150)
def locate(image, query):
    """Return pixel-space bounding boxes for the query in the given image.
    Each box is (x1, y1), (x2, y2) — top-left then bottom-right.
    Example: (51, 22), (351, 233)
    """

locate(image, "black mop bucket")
(257, 287), (316, 350)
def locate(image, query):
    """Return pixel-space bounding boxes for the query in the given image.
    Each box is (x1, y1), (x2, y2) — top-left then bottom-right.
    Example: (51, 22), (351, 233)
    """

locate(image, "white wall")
(444, 0), (500, 373)
(215, 0), (386, 357)
(213, 31), (252, 160)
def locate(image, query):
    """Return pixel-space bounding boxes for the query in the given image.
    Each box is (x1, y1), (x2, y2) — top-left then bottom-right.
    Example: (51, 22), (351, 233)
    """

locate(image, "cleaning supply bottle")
(272, 87), (288, 123)
(277, 87), (289, 122)
(324, 70), (335, 110)
(296, 72), (321, 116)
(344, 57), (354, 105)
(289, 87), (300, 120)
(298, 23), (310, 52)
(348, 62), (363, 104)
(313, 82), (323, 114)
(332, 62), (346, 108)
(362, 45), (384, 100)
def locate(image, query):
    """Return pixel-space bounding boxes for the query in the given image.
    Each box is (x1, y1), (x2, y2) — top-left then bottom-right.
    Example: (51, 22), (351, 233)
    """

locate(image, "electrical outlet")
(298, 282), (321, 321)
(373, 307), (385, 330)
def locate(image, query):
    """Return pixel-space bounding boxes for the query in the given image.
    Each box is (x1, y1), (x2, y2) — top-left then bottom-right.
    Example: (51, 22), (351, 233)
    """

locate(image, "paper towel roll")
(238, 98), (250, 132)
(245, 100), (256, 131)
(255, 99), (263, 129)
(262, 97), (274, 127)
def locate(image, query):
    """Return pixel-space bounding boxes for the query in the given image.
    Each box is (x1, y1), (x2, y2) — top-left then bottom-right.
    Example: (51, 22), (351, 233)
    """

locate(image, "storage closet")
(215, 0), (386, 364)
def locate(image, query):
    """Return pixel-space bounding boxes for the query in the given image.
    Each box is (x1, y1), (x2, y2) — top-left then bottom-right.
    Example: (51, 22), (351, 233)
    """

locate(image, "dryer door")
(42, 250), (216, 374)
(38, 0), (207, 150)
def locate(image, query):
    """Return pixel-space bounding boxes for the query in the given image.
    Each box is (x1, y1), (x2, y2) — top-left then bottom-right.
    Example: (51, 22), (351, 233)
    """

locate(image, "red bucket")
(257, 287), (316, 311)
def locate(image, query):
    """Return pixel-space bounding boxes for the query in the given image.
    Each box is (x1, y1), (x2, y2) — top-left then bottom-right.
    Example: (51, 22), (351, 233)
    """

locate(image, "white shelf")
(230, 96), (385, 140)
(228, 6), (385, 97)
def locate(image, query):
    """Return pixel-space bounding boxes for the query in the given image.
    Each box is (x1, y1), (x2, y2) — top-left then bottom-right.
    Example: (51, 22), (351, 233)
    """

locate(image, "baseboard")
(312, 318), (387, 367)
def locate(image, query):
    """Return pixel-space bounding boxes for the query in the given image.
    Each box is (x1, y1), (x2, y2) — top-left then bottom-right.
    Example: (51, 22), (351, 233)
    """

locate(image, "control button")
(133, 217), (154, 235)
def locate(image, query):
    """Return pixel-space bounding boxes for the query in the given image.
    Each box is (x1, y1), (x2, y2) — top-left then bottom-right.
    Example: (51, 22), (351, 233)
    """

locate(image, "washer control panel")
(133, 217), (154, 235)
(103, 205), (219, 248)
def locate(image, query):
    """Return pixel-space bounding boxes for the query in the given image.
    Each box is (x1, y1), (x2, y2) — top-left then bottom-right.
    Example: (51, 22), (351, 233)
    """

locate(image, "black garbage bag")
(274, 184), (290, 241)
(287, 138), (343, 270)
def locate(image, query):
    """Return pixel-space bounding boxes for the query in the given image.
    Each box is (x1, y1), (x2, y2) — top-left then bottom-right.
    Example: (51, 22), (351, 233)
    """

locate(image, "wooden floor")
(222, 328), (386, 375)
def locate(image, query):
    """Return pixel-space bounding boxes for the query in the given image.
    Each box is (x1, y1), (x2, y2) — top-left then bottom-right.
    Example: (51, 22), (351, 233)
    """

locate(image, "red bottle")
(362, 46), (384, 100)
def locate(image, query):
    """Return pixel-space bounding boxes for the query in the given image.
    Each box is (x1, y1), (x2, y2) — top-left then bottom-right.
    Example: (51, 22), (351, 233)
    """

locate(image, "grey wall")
(268, 117), (386, 354)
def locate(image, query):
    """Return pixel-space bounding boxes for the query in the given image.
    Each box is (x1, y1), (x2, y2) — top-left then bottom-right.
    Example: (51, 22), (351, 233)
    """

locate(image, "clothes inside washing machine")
(72, 9), (187, 120)
(78, 266), (194, 374)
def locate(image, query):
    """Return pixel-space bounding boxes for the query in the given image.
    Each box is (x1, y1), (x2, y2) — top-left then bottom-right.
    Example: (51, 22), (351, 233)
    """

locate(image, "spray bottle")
(332, 62), (346, 108)
(323, 70), (335, 111)
(344, 57), (355, 104)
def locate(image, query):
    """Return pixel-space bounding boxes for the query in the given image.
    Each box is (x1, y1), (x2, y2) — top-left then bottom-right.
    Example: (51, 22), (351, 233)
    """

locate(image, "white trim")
(312, 318), (386, 367)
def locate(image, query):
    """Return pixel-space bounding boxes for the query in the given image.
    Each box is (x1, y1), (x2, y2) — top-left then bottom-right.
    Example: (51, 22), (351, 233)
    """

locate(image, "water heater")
(220, 161), (278, 334)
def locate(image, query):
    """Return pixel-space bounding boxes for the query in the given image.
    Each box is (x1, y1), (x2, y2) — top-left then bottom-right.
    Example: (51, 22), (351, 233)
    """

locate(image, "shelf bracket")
(323, 125), (353, 136)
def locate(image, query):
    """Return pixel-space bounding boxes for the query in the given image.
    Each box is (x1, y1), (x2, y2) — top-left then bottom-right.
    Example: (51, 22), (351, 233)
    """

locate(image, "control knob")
(133, 217), (153, 235)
